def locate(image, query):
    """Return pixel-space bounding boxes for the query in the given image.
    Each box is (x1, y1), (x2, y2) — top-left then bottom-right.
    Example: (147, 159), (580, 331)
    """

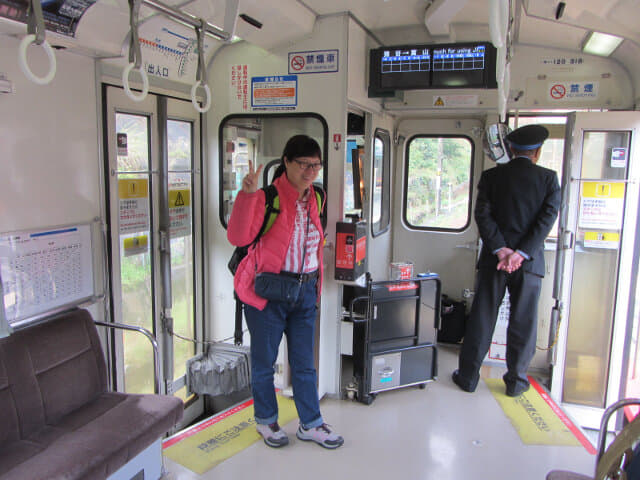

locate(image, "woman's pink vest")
(227, 174), (324, 310)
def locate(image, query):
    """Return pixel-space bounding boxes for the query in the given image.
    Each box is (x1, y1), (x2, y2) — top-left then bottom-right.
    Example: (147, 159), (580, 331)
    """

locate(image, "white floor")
(163, 345), (596, 480)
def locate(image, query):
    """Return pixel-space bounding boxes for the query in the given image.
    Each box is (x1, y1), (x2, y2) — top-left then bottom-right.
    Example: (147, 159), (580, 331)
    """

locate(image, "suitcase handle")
(349, 296), (369, 323)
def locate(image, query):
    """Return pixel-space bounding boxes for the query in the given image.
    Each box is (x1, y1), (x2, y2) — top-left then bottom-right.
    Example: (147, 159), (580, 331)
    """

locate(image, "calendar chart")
(0, 224), (94, 327)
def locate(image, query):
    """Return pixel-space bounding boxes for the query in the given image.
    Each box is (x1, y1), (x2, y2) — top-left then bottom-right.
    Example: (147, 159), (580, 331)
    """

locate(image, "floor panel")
(163, 345), (595, 480)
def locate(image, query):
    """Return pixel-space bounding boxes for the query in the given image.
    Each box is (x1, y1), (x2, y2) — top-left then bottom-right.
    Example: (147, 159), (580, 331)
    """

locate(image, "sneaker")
(256, 422), (289, 448)
(296, 423), (344, 449)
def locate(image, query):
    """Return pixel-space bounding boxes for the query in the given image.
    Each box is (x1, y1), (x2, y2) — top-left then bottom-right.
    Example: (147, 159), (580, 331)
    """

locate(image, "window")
(372, 129), (391, 236)
(219, 115), (327, 227)
(404, 135), (473, 230)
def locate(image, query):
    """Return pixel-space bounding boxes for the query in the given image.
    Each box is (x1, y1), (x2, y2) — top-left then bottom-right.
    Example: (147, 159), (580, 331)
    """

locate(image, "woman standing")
(227, 135), (343, 449)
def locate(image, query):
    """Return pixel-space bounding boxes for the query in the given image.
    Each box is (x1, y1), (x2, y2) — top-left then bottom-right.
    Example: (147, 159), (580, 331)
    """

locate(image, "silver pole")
(142, 0), (229, 41)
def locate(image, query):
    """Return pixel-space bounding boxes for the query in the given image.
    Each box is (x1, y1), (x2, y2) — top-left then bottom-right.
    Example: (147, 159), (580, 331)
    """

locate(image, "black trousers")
(457, 267), (542, 391)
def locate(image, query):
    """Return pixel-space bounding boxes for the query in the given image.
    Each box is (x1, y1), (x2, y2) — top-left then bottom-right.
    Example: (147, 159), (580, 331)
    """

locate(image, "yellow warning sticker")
(433, 96), (445, 107)
(169, 188), (191, 238)
(118, 179), (150, 234)
(582, 181), (625, 199)
(123, 235), (148, 256)
(169, 189), (190, 208)
(118, 178), (148, 199)
(584, 231), (620, 249)
(579, 181), (625, 230)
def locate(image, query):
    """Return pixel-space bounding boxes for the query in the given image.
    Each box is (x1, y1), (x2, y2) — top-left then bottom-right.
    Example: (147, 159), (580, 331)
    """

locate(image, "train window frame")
(403, 134), (474, 232)
(371, 128), (391, 237)
(218, 113), (329, 229)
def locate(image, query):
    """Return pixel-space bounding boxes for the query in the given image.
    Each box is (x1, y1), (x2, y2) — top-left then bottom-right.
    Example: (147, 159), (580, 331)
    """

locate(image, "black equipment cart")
(347, 274), (441, 404)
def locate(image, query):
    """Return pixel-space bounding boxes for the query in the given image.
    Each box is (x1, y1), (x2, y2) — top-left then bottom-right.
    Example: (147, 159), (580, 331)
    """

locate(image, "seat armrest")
(93, 321), (161, 394)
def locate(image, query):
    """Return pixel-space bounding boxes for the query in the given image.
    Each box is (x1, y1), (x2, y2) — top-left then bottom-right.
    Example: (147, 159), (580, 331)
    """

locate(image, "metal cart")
(346, 273), (441, 404)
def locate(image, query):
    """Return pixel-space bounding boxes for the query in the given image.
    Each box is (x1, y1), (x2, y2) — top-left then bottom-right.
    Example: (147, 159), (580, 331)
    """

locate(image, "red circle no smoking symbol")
(291, 55), (305, 71)
(550, 84), (566, 99)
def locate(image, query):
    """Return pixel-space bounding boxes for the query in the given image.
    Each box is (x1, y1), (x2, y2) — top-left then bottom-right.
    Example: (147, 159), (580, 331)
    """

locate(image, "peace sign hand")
(242, 160), (263, 193)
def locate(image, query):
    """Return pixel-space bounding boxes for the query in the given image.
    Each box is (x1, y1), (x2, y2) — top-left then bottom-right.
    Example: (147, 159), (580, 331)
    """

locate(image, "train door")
(551, 111), (640, 428)
(364, 113), (394, 280)
(343, 111), (393, 280)
(393, 118), (484, 300)
(104, 85), (204, 425)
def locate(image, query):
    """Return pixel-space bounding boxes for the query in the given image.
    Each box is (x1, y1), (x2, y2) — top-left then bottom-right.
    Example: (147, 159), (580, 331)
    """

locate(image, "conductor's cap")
(506, 124), (549, 151)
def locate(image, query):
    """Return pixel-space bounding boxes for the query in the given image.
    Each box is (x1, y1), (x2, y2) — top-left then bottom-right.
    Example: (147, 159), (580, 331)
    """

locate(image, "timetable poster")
(0, 225), (93, 325)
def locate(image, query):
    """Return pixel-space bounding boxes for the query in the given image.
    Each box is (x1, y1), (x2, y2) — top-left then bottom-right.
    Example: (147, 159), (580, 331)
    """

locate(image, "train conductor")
(452, 124), (561, 396)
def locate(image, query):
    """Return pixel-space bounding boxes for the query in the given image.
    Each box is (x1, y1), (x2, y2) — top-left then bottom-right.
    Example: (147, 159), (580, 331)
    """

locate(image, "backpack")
(227, 183), (325, 275)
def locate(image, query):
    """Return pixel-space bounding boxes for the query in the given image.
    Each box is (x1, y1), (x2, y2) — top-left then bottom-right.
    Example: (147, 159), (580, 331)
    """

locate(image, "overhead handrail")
(122, 0), (149, 102)
(18, 0), (57, 85)
(191, 19), (211, 113)
(141, 0), (230, 42)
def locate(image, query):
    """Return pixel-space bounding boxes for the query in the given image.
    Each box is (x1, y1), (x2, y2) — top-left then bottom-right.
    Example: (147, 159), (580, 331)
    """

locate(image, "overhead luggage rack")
(344, 273), (441, 404)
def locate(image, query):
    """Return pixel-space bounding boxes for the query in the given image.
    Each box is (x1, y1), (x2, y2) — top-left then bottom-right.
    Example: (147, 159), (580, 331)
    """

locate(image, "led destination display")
(368, 42), (497, 97)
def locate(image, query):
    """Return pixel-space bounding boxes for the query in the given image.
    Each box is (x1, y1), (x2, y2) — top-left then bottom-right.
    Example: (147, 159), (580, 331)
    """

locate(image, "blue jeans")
(244, 277), (323, 429)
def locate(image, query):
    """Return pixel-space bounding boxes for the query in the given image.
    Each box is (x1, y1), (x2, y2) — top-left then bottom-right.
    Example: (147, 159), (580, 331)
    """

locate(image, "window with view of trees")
(404, 136), (473, 230)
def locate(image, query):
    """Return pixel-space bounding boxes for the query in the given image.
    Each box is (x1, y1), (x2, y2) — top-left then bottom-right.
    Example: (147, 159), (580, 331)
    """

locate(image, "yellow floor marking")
(164, 395), (298, 474)
(485, 378), (581, 447)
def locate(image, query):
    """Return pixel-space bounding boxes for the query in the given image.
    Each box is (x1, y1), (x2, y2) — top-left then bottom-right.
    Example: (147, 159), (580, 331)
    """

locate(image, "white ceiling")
(298, 0), (640, 50)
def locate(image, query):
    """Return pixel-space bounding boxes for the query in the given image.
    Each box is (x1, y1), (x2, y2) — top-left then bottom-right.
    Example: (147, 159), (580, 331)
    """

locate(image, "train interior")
(2, 0), (640, 478)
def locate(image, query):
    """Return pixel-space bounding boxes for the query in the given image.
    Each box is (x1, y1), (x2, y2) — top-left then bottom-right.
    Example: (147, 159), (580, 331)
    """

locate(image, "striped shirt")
(282, 190), (321, 274)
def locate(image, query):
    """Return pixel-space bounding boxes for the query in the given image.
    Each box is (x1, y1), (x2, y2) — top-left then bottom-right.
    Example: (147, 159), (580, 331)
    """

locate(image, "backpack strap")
(260, 184), (280, 236)
(233, 291), (244, 345)
(312, 184), (327, 229)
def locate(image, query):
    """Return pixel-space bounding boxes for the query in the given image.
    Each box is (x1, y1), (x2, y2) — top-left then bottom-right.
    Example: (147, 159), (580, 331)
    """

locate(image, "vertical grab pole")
(158, 96), (173, 395)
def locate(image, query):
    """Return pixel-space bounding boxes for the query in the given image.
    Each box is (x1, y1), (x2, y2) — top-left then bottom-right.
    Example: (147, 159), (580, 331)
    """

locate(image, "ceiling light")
(582, 31), (623, 57)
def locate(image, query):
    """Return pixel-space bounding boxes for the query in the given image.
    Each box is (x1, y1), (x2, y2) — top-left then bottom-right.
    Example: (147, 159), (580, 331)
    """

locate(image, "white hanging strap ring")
(19, 0), (56, 85)
(122, 0), (147, 102)
(191, 82), (211, 113)
(122, 62), (149, 102)
(190, 19), (211, 113)
(18, 34), (57, 85)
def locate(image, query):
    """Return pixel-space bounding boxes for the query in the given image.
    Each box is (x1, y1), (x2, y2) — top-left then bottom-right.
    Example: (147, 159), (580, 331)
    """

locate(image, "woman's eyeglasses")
(292, 159), (322, 172)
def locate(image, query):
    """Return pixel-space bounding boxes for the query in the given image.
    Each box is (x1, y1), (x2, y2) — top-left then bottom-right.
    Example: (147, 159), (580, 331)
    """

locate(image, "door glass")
(168, 119), (195, 400)
(344, 138), (364, 217)
(116, 113), (154, 394)
(372, 130), (390, 236)
(563, 131), (631, 407)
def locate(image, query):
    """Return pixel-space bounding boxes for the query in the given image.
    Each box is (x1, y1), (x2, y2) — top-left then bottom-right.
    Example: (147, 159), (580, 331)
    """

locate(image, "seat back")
(546, 399), (640, 480)
(0, 309), (108, 441)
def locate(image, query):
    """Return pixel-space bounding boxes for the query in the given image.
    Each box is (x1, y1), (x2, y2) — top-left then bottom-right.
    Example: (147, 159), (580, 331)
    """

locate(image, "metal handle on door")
(455, 241), (478, 251)
(562, 230), (574, 250)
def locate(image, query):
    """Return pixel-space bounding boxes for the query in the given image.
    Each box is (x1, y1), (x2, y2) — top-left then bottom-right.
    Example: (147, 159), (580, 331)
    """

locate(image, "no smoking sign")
(550, 84), (566, 99)
(291, 55), (305, 71)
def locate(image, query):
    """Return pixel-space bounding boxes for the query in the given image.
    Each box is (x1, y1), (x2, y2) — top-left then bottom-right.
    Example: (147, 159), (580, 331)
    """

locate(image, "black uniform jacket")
(475, 156), (561, 277)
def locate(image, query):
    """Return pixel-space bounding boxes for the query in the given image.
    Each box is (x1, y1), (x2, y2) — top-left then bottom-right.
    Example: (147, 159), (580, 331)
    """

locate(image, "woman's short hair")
(282, 134), (321, 162)
(273, 135), (322, 180)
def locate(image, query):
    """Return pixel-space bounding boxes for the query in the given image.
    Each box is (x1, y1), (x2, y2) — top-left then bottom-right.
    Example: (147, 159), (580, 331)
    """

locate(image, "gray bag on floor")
(186, 343), (251, 396)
